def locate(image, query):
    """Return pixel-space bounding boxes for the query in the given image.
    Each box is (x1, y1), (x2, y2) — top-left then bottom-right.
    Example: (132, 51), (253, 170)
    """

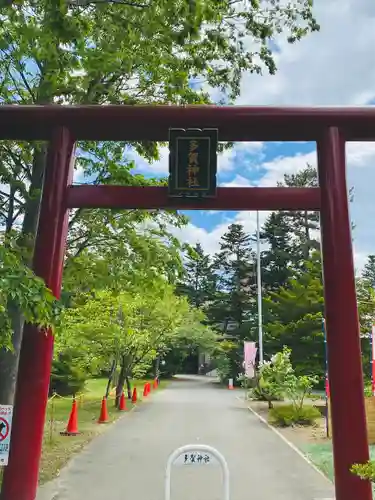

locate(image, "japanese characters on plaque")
(168, 128), (218, 198)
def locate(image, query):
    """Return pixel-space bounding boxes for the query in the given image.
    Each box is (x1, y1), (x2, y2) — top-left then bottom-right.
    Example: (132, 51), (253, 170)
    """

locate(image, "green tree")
(56, 282), (217, 403)
(214, 339), (238, 383)
(362, 255), (375, 288)
(357, 278), (375, 337)
(251, 347), (319, 425)
(0, 237), (61, 402)
(259, 164), (358, 382)
(0, 237), (60, 349)
(252, 346), (294, 408)
(260, 212), (294, 291)
(264, 252), (325, 379)
(64, 215), (187, 296)
(0, 0), (319, 404)
(212, 223), (256, 329)
(208, 224), (258, 382)
(160, 306), (218, 378)
(281, 164), (320, 263)
(356, 277), (375, 381)
(176, 243), (217, 310)
(261, 164), (320, 292)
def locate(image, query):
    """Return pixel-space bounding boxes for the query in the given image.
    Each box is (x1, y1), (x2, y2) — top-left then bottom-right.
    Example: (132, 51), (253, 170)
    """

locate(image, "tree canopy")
(0, 0), (321, 404)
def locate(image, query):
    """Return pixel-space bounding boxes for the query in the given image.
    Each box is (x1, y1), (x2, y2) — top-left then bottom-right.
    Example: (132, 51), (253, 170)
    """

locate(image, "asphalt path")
(37, 375), (334, 500)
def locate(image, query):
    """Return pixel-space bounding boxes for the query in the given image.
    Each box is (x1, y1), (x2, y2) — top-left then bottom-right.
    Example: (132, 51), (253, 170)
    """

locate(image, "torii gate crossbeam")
(0, 105), (372, 500)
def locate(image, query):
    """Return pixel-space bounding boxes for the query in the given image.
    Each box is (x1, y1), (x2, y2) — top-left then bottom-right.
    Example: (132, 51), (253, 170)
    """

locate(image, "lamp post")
(256, 211), (264, 364)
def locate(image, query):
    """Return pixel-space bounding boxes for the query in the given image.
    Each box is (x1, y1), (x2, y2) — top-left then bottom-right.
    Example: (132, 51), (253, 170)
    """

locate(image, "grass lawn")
(247, 398), (375, 493)
(301, 441), (375, 493)
(0, 377), (167, 486)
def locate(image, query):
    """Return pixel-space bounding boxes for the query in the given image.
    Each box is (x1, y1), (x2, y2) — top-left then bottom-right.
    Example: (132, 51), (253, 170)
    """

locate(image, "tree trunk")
(0, 146), (47, 405)
(20, 145), (48, 256)
(125, 376), (132, 400)
(105, 358), (117, 399)
(195, 265), (199, 308)
(154, 355), (160, 379)
(5, 185), (16, 234)
(0, 304), (24, 405)
(115, 357), (126, 408)
(304, 210), (310, 259)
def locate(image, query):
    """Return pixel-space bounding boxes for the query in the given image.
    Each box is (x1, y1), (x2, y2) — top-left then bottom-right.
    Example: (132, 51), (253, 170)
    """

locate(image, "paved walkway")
(37, 376), (334, 500)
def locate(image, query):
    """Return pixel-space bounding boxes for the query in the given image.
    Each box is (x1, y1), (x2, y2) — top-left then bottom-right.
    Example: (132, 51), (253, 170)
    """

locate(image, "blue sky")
(128, 140), (317, 232)
(181, 141), (317, 232)
(73, 0), (375, 273)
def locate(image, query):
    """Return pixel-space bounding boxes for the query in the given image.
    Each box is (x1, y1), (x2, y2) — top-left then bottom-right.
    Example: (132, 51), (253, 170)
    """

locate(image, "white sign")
(0, 405), (13, 466)
(173, 450), (218, 466)
(165, 444), (230, 500)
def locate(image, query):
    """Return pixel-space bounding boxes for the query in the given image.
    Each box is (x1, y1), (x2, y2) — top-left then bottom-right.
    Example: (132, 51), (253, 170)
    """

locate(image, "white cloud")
(354, 251), (369, 276)
(71, 0), (375, 276)
(238, 0), (375, 106)
(346, 142), (375, 168)
(171, 140), (375, 274)
(221, 174), (253, 187)
(129, 141), (265, 176)
(171, 0), (375, 273)
(169, 210), (270, 257)
(257, 151), (317, 187)
(73, 157), (86, 184)
(129, 145), (170, 175)
(218, 142), (264, 173)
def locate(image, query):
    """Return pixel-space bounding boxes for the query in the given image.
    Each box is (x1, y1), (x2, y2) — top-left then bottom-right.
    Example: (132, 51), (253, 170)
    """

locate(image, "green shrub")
(50, 351), (88, 396)
(251, 347), (319, 409)
(307, 393), (323, 401)
(364, 382), (373, 398)
(269, 404), (321, 427)
(351, 461), (375, 482)
(216, 354), (231, 383)
(248, 384), (284, 402)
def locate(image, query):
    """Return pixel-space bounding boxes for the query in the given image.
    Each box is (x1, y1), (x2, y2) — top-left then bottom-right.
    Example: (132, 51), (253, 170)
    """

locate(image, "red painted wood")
(317, 127), (372, 500)
(0, 105), (375, 141)
(66, 186), (321, 211)
(0, 105), (370, 500)
(0, 129), (75, 500)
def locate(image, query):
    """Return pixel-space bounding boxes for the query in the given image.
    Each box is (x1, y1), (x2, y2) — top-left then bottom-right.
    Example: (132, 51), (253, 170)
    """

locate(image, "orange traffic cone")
(119, 392), (127, 411)
(132, 387), (137, 403)
(153, 379), (158, 389)
(60, 398), (80, 436)
(98, 397), (109, 423)
(143, 384), (148, 397)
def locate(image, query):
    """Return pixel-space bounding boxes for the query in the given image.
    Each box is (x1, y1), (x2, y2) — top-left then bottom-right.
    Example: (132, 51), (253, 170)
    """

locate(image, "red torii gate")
(0, 105), (373, 500)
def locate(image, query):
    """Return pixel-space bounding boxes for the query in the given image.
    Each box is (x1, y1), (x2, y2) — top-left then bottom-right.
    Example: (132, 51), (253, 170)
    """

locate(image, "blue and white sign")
(0, 405), (13, 466)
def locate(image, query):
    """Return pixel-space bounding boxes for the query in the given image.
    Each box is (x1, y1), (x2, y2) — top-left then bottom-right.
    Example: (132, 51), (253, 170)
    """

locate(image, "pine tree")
(260, 166), (322, 376)
(264, 252), (325, 379)
(212, 224), (256, 330)
(356, 277), (375, 381)
(261, 164), (320, 294)
(362, 255), (375, 288)
(281, 164), (320, 263)
(260, 212), (294, 291)
(176, 243), (217, 311)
